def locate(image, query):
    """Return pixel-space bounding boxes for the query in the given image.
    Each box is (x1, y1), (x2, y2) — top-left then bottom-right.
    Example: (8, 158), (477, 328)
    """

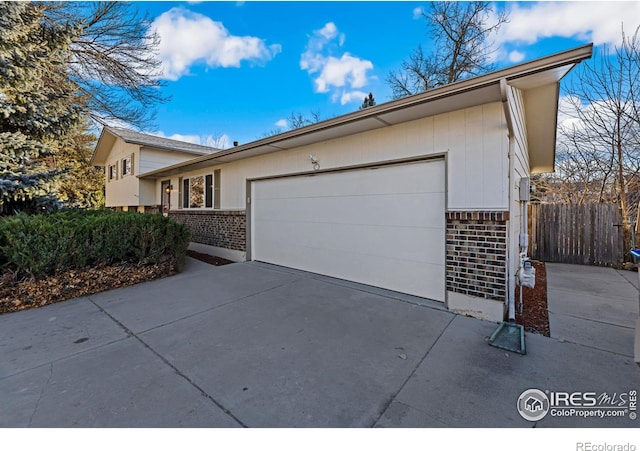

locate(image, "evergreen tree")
(51, 123), (105, 209)
(360, 92), (376, 109)
(0, 2), (82, 214)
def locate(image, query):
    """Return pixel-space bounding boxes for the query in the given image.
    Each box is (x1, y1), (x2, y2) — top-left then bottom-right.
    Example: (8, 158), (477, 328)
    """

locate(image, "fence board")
(529, 203), (623, 267)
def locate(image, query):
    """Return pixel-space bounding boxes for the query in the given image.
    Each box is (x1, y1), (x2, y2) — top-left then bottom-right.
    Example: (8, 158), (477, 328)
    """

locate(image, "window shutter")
(213, 169), (221, 209)
(130, 153), (135, 175)
(178, 177), (183, 209)
(115, 161), (119, 180)
(183, 178), (189, 208)
(205, 174), (213, 208)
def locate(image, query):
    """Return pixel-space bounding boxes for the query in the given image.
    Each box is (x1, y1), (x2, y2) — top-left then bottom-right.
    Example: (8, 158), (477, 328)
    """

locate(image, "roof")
(141, 43), (593, 179)
(90, 126), (220, 166)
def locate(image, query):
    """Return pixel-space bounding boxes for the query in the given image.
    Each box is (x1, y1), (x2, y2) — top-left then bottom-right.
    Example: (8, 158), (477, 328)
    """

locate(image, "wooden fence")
(528, 203), (624, 267)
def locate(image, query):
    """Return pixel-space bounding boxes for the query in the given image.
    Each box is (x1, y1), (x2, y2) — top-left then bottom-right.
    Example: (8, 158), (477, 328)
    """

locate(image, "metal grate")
(488, 322), (526, 355)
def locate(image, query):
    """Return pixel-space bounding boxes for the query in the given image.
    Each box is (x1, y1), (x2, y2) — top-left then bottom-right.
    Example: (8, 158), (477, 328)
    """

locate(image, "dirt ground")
(186, 250), (234, 266)
(515, 260), (550, 337)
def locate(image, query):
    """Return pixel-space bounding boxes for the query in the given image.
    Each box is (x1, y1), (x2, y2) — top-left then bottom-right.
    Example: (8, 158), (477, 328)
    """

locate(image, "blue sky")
(132, 1), (640, 147)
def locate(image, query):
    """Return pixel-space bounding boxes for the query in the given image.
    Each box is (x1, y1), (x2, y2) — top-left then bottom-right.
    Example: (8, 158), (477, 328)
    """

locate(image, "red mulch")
(186, 250), (234, 266)
(0, 262), (177, 315)
(515, 260), (550, 337)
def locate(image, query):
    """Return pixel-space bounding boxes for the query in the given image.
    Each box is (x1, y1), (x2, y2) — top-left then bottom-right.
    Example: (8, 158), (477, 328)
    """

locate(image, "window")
(121, 155), (132, 177)
(182, 176), (205, 208)
(108, 164), (116, 181)
(181, 173), (219, 209)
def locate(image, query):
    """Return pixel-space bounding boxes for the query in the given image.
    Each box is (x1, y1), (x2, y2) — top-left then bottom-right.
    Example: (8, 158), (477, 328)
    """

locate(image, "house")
(90, 126), (219, 212)
(101, 44), (593, 323)
(524, 397), (544, 413)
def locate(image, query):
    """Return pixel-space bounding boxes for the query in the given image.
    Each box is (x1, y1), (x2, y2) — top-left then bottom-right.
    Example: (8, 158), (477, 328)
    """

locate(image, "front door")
(161, 180), (171, 216)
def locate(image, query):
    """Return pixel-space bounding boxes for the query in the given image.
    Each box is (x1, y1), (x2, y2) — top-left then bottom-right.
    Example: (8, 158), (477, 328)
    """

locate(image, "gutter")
(500, 78), (517, 323)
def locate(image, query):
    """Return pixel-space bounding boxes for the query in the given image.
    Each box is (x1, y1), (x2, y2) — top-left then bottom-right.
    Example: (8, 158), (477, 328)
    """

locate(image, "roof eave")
(90, 127), (116, 167)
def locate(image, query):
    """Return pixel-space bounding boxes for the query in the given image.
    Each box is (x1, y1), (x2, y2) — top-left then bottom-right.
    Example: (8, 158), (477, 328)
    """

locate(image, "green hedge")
(0, 209), (191, 278)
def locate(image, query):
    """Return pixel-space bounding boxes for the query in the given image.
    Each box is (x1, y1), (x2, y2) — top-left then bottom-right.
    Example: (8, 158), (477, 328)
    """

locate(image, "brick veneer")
(445, 211), (509, 301)
(169, 210), (246, 251)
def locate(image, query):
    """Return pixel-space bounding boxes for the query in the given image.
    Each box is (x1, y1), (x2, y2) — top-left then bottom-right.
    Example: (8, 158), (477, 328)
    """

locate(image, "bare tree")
(539, 26), (640, 250)
(388, 1), (508, 98)
(287, 110), (323, 129)
(44, 2), (166, 128)
(202, 133), (229, 149)
(259, 110), (327, 139)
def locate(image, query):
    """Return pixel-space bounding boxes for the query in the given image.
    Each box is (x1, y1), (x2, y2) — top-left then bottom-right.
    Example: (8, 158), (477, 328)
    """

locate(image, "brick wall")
(445, 211), (509, 301)
(169, 210), (246, 251)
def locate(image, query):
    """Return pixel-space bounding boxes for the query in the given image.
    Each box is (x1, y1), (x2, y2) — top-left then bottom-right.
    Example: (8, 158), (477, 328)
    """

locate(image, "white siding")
(139, 148), (203, 174)
(104, 140), (140, 208)
(139, 179), (156, 206)
(506, 85), (532, 309)
(162, 103), (510, 211)
(103, 143), (205, 208)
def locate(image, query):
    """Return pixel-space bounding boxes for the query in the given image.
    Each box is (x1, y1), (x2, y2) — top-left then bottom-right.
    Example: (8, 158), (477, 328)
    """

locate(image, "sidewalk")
(546, 263), (638, 358)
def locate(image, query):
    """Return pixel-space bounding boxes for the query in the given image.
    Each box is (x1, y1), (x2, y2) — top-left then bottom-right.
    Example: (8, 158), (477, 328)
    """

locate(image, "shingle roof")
(106, 127), (220, 156)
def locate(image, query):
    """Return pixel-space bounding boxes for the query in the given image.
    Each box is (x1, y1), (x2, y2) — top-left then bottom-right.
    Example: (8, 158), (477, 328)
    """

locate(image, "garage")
(250, 158), (446, 302)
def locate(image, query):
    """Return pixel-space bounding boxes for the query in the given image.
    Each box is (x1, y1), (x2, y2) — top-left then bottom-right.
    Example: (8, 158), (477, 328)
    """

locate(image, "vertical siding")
(161, 103), (510, 212)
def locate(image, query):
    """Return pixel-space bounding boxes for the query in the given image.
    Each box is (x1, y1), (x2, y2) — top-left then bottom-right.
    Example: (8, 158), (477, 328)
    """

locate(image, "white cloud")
(314, 54), (372, 93)
(340, 90), (368, 106)
(153, 131), (231, 149)
(163, 132), (202, 145)
(300, 22), (373, 103)
(508, 50), (525, 63)
(498, 2), (640, 48)
(152, 8), (281, 81)
(275, 119), (287, 128)
(413, 6), (424, 20)
(319, 22), (339, 40)
(557, 95), (584, 131)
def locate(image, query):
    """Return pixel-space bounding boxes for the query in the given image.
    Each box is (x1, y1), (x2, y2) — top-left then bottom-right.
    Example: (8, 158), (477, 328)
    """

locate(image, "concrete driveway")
(1, 258), (639, 427)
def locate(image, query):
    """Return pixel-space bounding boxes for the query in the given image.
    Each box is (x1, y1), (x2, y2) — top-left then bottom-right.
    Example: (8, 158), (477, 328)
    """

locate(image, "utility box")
(519, 177), (531, 202)
(519, 255), (535, 288)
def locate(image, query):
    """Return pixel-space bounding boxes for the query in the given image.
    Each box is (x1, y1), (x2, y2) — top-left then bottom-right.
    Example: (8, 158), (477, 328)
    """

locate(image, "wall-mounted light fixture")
(165, 185), (173, 194)
(309, 155), (320, 171)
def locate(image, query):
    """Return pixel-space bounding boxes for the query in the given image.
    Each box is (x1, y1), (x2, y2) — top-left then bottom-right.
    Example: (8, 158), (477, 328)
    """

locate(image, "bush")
(0, 209), (191, 279)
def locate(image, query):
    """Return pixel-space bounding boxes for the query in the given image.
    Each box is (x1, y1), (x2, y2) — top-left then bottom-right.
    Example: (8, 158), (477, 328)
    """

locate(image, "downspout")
(501, 79), (517, 322)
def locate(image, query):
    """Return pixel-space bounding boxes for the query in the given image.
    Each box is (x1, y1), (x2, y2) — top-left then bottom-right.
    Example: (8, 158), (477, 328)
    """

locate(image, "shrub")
(0, 209), (191, 279)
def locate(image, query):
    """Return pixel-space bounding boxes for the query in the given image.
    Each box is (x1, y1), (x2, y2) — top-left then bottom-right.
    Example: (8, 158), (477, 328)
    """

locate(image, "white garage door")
(251, 159), (446, 301)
